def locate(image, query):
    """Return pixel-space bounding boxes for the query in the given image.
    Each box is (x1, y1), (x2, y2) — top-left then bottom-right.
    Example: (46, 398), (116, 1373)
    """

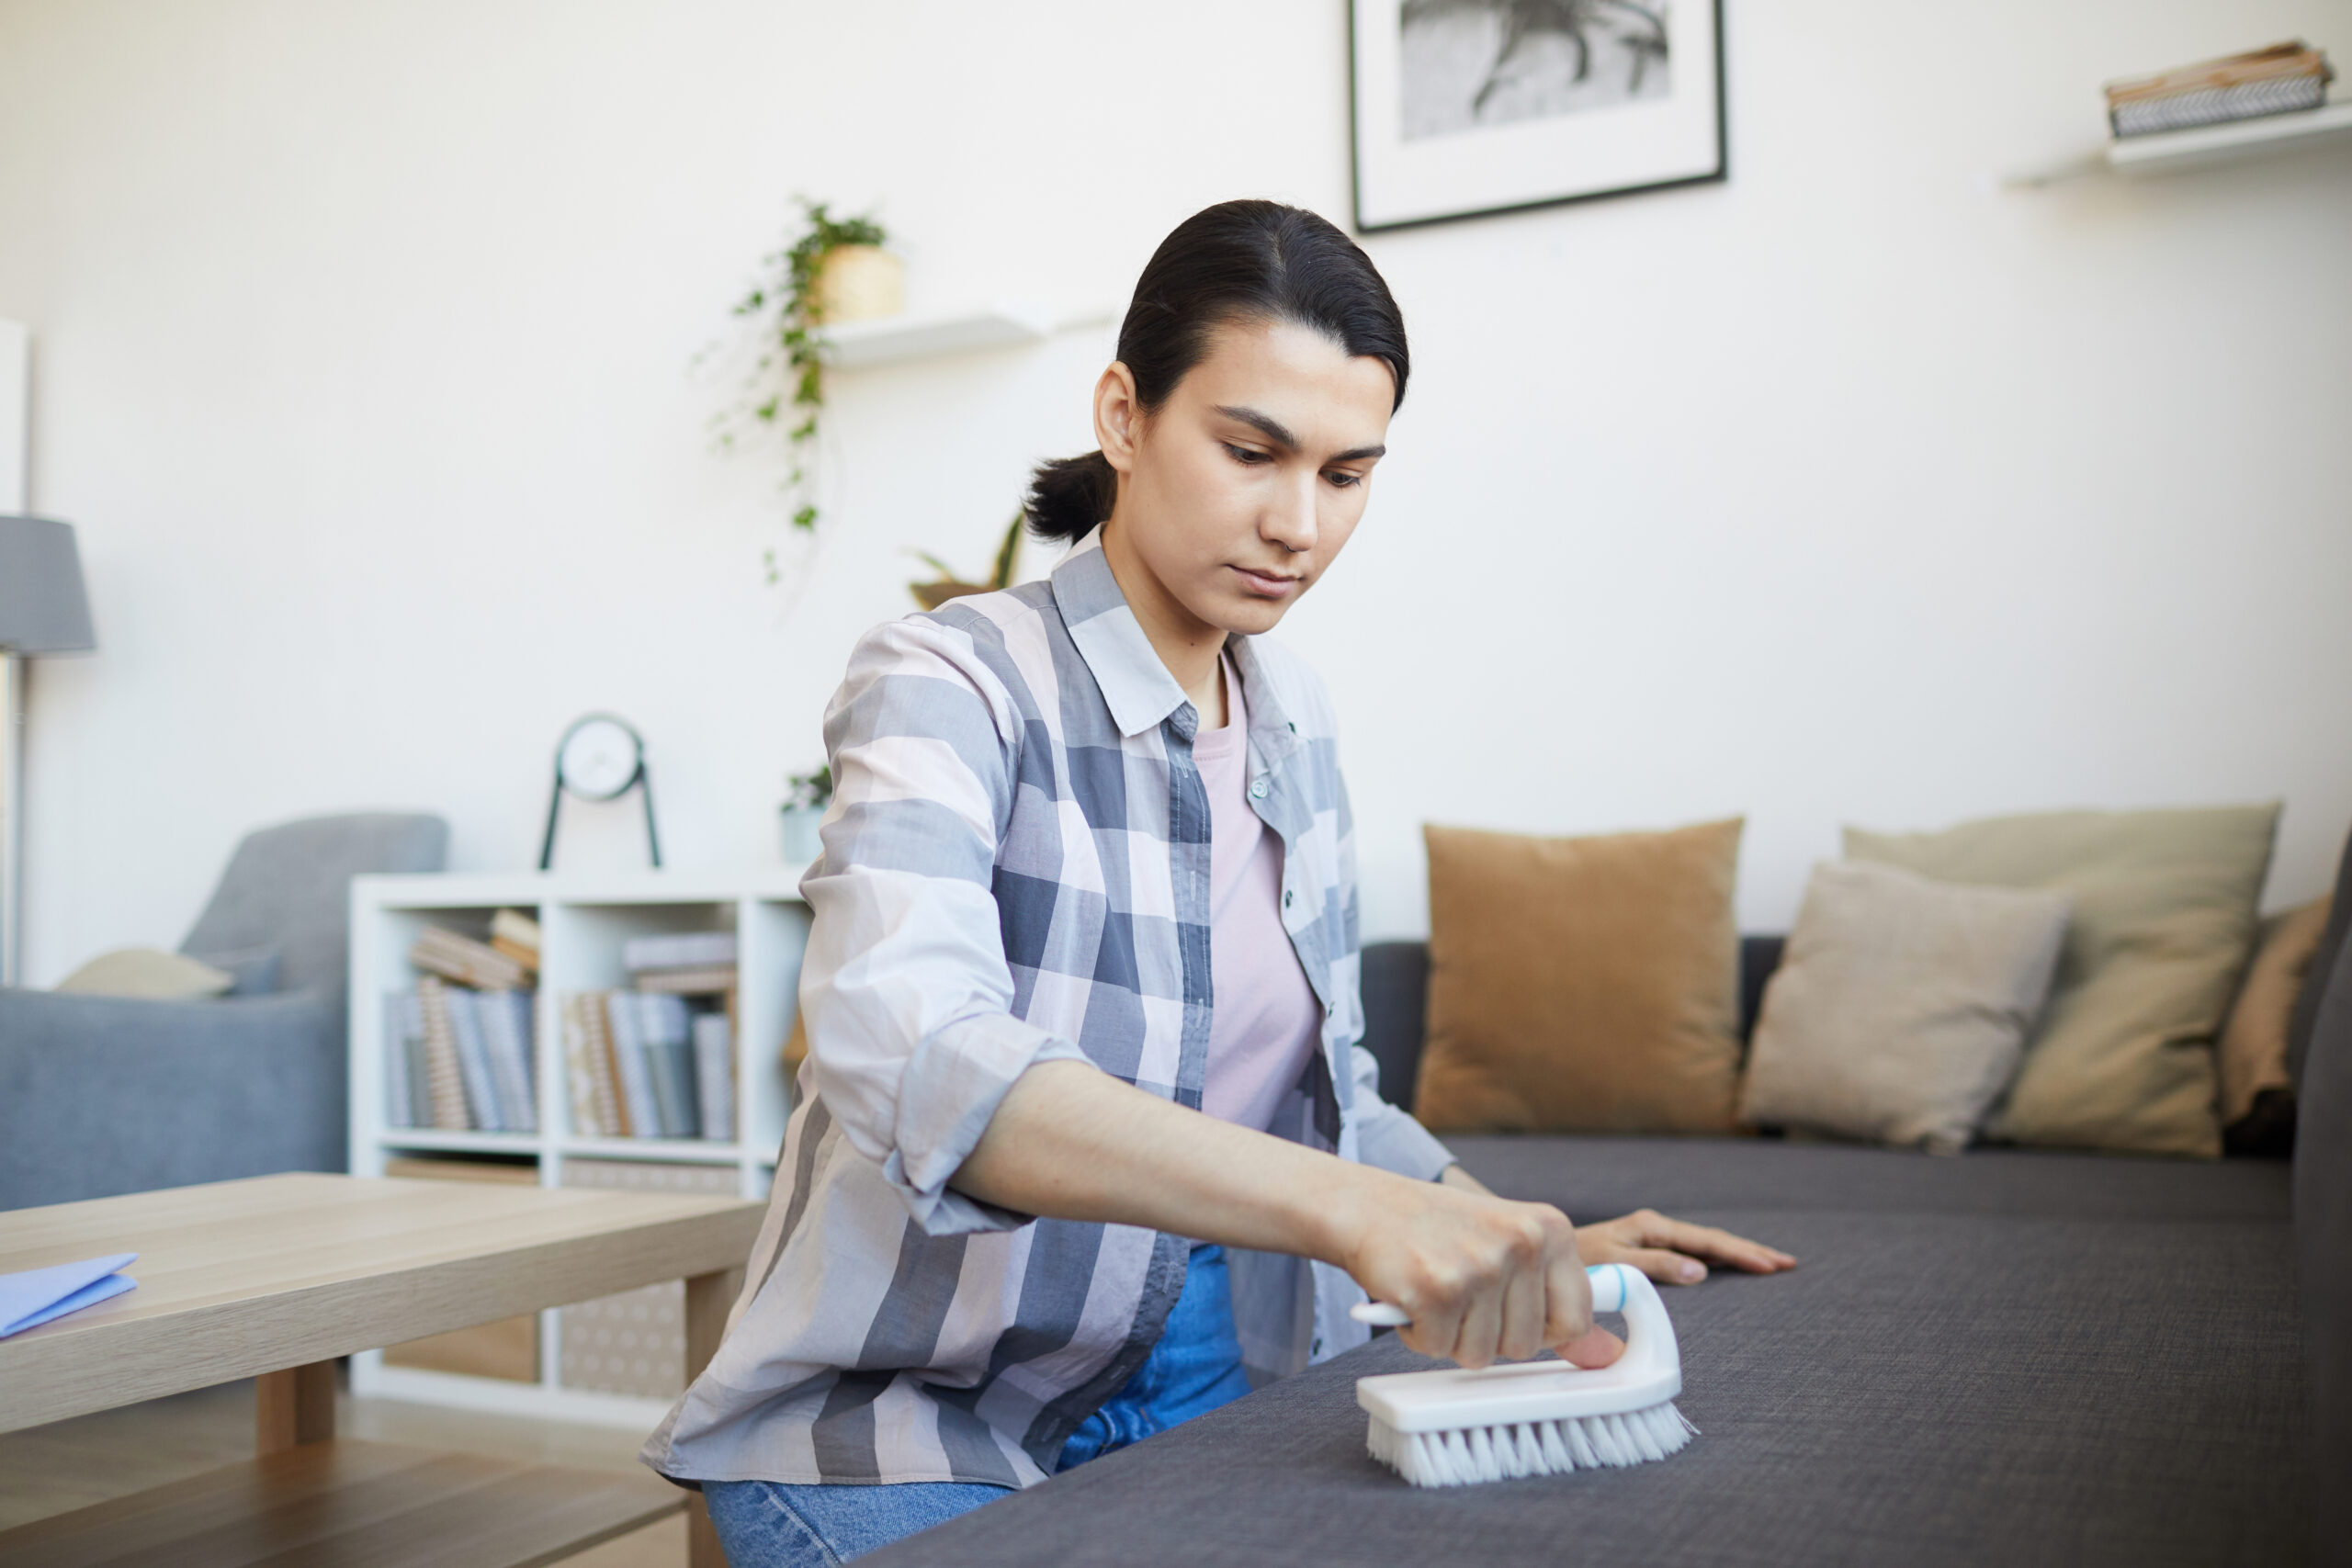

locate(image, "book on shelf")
(388, 975), (537, 1134)
(556, 986), (738, 1143)
(634, 964), (739, 995)
(490, 908), (541, 976)
(694, 1012), (737, 1143)
(410, 922), (530, 991)
(2105, 40), (2334, 138)
(414, 976), (471, 1130)
(622, 931), (738, 973)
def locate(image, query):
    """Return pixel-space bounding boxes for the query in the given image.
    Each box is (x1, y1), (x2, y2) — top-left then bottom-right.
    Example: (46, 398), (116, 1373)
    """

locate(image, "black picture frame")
(1350, 0), (1728, 234)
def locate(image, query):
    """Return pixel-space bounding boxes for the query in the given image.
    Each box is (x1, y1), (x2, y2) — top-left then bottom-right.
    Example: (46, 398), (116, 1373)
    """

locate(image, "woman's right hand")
(1331, 1172), (1623, 1371)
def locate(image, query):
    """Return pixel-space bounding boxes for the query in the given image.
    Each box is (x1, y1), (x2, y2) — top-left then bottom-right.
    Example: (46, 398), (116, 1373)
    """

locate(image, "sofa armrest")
(0, 987), (344, 1209)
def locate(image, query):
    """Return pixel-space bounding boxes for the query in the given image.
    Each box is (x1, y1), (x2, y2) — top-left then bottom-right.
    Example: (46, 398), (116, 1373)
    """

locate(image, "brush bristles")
(1365, 1402), (1698, 1487)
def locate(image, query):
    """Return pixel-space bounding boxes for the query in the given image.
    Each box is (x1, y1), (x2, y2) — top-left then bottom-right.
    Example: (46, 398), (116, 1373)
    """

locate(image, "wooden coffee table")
(0, 1173), (763, 1567)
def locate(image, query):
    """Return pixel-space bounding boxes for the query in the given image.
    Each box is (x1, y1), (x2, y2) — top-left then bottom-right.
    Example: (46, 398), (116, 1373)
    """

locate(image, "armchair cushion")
(54, 948), (234, 1000)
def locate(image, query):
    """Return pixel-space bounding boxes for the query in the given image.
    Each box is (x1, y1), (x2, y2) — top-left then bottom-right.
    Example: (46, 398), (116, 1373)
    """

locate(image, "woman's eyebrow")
(1215, 404), (1386, 463)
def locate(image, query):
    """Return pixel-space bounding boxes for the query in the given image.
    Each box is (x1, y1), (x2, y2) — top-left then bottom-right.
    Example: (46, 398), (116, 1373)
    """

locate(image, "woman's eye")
(1324, 470), (1363, 489)
(1222, 444), (1271, 466)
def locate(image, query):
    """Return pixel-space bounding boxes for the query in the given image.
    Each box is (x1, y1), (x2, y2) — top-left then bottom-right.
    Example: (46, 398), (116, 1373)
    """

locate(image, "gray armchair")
(0, 813), (447, 1209)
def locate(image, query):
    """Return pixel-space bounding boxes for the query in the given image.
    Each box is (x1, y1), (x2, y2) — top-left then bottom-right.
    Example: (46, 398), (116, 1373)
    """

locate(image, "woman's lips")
(1231, 565), (1301, 597)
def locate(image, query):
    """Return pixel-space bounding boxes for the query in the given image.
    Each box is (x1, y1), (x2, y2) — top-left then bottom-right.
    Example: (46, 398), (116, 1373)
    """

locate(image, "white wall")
(1, 0), (2347, 985)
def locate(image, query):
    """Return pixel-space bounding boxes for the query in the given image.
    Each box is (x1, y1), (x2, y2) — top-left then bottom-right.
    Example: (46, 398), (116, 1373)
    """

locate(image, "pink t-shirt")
(1193, 654), (1324, 1133)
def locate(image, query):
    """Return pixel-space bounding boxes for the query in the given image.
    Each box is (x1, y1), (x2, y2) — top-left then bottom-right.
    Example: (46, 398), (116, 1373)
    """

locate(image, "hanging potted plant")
(718, 199), (899, 577)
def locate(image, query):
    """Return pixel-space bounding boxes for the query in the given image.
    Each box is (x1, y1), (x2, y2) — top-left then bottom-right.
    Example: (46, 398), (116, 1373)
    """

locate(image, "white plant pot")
(780, 805), (826, 866)
(816, 245), (904, 323)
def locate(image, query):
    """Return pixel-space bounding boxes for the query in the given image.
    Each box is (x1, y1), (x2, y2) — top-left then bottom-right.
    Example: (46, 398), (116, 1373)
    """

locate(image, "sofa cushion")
(1739, 861), (2070, 1155)
(1847, 805), (2278, 1159)
(53, 947), (234, 1000)
(871, 1202), (2307, 1568)
(2219, 897), (2329, 1134)
(1415, 818), (1745, 1135)
(1442, 1134), (2292, 1224)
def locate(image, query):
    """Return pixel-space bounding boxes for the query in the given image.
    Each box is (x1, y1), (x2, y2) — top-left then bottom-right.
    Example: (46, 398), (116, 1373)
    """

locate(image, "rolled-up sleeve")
(1348, 1043), (1457, 1180)
(797, 619), (1092, 1236)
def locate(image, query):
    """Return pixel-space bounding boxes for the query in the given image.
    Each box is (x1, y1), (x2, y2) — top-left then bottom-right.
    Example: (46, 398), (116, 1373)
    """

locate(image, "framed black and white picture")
(1351, 0), (1725, 232)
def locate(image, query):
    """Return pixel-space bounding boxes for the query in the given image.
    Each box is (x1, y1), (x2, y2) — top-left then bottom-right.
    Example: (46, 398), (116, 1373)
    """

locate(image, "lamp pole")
(0, 515), (98, 988)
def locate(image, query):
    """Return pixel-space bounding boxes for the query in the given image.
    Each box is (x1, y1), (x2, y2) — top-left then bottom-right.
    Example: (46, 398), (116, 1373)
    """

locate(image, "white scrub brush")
(1348, 1261), (1698, 1487)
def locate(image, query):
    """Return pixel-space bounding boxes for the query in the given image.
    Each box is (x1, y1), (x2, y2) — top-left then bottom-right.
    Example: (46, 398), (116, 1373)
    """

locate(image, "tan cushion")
(54, 947), (234, 1000)
(1738, 861), (2072, 1155)
(1845, 805), (2278, 1158)
(2217, 897), (2331, 1125)
(1415, 818), (1744, 1134)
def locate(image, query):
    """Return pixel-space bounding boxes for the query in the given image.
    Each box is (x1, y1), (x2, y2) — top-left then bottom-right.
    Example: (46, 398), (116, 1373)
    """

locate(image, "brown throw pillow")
(1415, 818), (1744, 1134)
(2218, 897), (2331, 1126)
(1846, 805), (2278, 1159)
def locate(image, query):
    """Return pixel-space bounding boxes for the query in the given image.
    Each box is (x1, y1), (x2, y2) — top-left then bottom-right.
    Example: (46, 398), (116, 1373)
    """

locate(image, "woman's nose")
(1261, 472), (1318, 553)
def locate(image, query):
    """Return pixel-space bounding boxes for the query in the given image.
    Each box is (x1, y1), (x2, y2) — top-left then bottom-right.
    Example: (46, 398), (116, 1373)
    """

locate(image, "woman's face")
(1096, 316), (1395, 639)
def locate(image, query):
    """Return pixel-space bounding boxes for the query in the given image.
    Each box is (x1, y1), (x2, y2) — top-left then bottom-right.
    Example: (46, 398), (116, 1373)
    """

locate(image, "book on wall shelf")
(2105, 41), (2334, 138)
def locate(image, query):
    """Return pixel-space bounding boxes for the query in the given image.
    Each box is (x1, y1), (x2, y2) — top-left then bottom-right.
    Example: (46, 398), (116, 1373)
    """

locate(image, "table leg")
(684, 1268), (742, 1568)
(254, 1359), (336, 1455)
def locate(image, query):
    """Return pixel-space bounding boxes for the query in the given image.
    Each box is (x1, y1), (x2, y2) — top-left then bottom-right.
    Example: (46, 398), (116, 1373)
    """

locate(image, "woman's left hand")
(1438, 1166), (1796, 1285)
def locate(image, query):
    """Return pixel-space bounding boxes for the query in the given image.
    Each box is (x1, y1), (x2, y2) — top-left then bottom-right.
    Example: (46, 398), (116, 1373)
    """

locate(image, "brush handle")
(1351, 1262), (1641, 1329)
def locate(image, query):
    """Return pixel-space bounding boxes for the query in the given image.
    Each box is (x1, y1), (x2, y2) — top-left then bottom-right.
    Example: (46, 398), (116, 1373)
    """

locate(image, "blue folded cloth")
(0, 1253), (139, 1338)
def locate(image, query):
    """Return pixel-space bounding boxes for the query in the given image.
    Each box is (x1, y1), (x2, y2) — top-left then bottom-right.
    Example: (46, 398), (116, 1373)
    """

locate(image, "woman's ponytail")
(1022, 200), (1408, 548)
(1023, 450), (1120, 543)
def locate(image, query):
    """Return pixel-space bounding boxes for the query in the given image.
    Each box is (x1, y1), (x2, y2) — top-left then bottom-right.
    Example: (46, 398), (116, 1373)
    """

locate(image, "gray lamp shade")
(0, 515), (96, 654)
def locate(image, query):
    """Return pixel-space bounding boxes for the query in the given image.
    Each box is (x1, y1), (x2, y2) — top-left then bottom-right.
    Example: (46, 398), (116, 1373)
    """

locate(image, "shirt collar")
(1051, 527), (1193, 739)
(1050, 527), (1306, 766)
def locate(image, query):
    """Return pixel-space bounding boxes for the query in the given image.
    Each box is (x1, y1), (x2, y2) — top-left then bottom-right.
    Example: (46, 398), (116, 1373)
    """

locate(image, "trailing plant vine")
(718, 197), (888, 576)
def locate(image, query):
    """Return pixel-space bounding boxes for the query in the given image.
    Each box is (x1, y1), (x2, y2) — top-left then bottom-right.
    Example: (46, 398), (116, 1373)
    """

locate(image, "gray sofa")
(0, 813), (446, 1209)
(871, 840), (2350, 1566)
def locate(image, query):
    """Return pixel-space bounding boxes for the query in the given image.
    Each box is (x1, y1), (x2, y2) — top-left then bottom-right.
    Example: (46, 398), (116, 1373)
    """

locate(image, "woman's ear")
(1093, 362), (1144, 476)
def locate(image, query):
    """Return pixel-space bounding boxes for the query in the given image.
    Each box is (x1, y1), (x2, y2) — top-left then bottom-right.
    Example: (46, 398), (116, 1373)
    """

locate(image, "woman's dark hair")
(1023, 200), (1409, 543)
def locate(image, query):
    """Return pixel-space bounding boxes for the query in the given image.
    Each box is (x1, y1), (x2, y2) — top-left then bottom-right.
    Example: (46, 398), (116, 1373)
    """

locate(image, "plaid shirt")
(642, 528), (1454, 1490)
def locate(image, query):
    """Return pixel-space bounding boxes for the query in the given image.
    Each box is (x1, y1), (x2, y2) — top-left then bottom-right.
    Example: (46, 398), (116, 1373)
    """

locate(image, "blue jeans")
(705, 1243), (1252, 1565)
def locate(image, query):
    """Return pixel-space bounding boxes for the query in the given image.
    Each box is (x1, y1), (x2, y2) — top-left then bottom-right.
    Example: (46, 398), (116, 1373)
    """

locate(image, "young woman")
(645, 200), (1793, 1564)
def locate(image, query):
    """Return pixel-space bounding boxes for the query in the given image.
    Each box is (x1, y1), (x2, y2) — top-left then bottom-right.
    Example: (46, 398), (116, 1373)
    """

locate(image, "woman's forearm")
(951, 1059), (1396, 1266)
(953, 1059), (1625, 1371)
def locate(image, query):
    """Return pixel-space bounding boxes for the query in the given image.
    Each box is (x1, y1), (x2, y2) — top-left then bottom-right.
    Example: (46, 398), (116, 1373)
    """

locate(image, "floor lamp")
(0, 515), (96, 987)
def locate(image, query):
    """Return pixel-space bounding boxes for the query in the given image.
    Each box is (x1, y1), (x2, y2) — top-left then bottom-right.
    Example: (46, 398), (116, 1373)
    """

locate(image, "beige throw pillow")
(54, 947), (235, 999)
(2217, 897), (2331, 1125)
(1846, 805), (2278, 1158)
(1739, 861), (2071, 1155)
(1415, 818), (1745, 1134)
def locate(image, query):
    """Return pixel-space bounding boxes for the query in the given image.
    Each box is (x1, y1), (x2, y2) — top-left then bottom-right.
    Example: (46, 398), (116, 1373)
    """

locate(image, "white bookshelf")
(346, 869), (811, 1426)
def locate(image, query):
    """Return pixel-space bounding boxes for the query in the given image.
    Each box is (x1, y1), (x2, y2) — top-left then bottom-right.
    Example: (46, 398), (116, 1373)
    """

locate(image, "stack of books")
(624, 931), (739, 994)
(560, 932), (738, 1143)
(384, 911), (542, 1133)
(2106, 41), (2334, 138)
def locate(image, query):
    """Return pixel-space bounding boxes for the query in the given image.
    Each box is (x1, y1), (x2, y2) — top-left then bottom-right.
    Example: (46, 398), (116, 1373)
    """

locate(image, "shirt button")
(1249, 778), (1268, 799)
(1283, 889), (1294, 908)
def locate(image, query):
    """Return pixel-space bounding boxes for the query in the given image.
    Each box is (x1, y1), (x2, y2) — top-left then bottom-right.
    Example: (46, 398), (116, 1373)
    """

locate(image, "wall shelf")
(2007, 100), (2352, 187)
(820, 301), (1113, 370)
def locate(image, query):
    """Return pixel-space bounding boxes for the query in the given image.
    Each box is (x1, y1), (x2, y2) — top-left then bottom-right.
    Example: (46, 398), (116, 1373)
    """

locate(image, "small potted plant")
(781, 766), (831, 865)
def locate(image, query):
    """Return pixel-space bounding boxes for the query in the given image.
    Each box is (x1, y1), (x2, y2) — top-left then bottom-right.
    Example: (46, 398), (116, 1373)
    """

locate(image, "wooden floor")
(0, 1377), (685, 1567)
